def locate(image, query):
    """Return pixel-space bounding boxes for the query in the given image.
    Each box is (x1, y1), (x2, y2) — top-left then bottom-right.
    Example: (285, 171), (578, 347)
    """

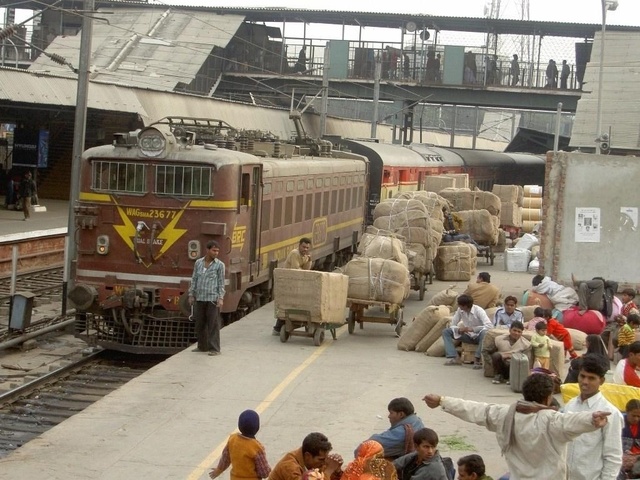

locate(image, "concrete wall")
(541, 151), (640, 289)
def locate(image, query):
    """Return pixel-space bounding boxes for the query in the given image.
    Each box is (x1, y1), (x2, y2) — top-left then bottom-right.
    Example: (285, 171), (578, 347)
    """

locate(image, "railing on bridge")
(221, 38), (580, 92)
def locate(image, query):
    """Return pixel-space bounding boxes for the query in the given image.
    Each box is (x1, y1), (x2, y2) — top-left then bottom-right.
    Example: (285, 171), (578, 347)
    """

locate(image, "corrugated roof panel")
(29, 9), (245, 92)
(0, 69), (146, 115)
(570, 31), (640, 150)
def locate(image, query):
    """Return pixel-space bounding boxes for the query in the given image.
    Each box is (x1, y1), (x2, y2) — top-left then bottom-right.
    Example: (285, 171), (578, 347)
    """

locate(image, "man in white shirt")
(612, 342), (640, 388)
(423, 374), (612, 480)
(442, 294), (492, 369)
(565, 354), (623, 480)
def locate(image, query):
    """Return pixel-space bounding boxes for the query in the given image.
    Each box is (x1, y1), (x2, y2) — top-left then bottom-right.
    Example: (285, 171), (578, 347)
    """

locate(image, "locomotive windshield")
(155, 165), (212, 197)
(93, 161), (146, 194)
(91, 160), (213, 198)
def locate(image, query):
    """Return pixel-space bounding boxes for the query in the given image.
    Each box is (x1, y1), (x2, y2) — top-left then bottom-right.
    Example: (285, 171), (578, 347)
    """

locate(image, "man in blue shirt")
(492, 296), (524, 328)
(188, 240), (226, 356)
(358, 397), (425, 460)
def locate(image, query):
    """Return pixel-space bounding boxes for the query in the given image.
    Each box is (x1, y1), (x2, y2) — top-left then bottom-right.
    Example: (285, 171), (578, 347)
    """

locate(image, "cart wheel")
(348, 310), (356, 334)
(419, 276), (426, 301)
(394, 309), (404, 337)
(280, 327), (290, 343)
(313, 328), (325, 346)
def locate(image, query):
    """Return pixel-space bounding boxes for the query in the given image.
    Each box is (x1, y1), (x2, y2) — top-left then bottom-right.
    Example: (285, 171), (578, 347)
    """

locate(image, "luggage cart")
(346, 298), (404, 337)
(409, 264), (435, 300)
(278, 309), (340, 346)
(410, 271), (427, 301)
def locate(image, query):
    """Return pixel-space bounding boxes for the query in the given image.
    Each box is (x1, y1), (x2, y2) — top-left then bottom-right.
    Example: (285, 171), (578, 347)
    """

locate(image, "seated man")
(464, 272), (501, 309)
(572, 275), (605, 314)
(442, 294), (493, 369)
(269, 432), (342, 480)
(457, 454), (494, 480)
(613, 341), (640, 388)
(442, 207), (478, 246)
(492, 295), (524, 328)
(360, 397), (425, 461)
(491, 321), (531, 385)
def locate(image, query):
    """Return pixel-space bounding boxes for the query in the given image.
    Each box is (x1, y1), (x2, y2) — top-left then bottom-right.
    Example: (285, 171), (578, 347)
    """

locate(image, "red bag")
(562, 306), (605, 335)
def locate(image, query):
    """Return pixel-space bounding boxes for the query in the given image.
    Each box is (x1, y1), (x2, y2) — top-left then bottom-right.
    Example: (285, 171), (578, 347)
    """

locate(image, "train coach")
(68, 117), (368, 354)
(339, 139), (545, 221)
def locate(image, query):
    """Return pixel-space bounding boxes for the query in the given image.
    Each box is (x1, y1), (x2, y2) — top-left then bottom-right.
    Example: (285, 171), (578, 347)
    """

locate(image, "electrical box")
(10, 291), (35, 330)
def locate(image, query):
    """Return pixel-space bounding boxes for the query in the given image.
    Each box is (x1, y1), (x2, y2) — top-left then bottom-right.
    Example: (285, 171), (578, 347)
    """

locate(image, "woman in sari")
(342, 440), (397, 480)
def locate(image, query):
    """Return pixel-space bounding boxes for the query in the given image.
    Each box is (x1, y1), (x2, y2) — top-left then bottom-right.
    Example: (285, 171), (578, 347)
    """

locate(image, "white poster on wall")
(620, 207), (638, 232)
(575, 207), (601, 242)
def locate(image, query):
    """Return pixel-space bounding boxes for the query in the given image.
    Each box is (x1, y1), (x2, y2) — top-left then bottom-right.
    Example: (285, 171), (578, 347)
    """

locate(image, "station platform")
(0, 262), (540, 480)
(0, 199), (68, 241)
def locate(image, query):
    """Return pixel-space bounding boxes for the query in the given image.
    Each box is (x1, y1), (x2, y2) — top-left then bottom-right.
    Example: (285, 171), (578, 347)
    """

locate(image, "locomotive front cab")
(69, 120), (247, 353)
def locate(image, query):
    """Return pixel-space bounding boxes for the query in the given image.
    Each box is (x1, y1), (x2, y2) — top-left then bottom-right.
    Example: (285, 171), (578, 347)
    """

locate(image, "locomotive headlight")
(97, 235), (110, 255)
(188, 240), (200, 259)
(138, 127), (167, 157)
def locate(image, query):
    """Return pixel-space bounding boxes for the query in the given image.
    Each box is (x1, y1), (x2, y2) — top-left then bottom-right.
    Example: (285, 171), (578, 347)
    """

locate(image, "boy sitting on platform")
(393, 428), (449, 480)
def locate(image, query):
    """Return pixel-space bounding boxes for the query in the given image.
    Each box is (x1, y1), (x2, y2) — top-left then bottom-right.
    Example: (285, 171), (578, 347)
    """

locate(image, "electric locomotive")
(68, 117), (368, 354)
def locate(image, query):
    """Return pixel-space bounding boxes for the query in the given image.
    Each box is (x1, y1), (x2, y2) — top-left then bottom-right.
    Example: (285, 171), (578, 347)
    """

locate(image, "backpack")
(441, 456), (456, 480)
(602, 280), (618, 318)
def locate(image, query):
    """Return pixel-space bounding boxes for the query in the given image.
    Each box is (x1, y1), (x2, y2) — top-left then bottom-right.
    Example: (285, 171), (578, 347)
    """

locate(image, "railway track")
(0, 266), (64, 306)
(0, 350), (165, 459)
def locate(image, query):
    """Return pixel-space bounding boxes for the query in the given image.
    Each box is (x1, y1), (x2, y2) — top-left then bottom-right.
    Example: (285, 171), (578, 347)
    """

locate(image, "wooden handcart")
(346, 298), (404, 337)
(409, 264), (435, 300)
(278, 308), (340, 346)
(476, 245), (495, 266)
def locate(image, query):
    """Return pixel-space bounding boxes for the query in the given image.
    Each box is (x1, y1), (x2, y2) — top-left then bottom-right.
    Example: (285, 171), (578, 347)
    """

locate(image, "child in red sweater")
(541, 308), (578, 359)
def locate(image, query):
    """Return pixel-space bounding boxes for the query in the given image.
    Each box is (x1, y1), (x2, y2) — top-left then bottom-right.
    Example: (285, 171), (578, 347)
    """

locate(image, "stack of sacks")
(456, 209), (500, 245)
(343, 257), (410, 304)
(435, 242), (477, 281)
(492, 184), (524, 229)
(395, 190), (448, 222)
(428, 287), (459, 312)
(397, 305), (450, 352)
(522, 185), (543, 233)
(373, 199), (431, 246)
(358, 232), (409, 269)
(374, 196), (443, 275)
(439, 188), (501, 217)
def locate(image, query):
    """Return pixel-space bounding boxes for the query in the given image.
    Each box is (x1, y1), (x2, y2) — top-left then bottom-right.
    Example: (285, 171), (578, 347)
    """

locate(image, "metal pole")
(553, 102), (563, 153)
(9, 244), (18, 322)
(66, 0), (94, 294)
(62, 235), (70, 315)
(371, 59), (381, 138)
(319, 46), (330, 137)
(595, 1), (608, 154)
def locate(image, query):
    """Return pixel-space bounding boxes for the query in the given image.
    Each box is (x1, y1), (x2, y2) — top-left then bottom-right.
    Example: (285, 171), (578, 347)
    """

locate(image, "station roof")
(19, 2), (640, 39)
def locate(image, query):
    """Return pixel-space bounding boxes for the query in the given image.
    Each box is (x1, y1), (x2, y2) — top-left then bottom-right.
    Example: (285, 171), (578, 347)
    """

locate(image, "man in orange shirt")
(268, 432), (342, 480)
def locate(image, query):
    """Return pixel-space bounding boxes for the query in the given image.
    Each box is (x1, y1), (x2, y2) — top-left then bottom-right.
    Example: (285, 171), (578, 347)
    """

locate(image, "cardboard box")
(492, 184), (520, 204)
(274, 269), (348, 325)
(499, 202), (523, 227)
(424, 175), (456, 193)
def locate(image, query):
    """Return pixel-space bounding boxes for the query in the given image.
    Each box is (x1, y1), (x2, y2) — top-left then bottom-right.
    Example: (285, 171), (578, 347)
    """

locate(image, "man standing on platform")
(188, 240), (225, 356)
(19, 171), (36, 221)
(272, 238), (312, 335)
(565, 354), (623, 480)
